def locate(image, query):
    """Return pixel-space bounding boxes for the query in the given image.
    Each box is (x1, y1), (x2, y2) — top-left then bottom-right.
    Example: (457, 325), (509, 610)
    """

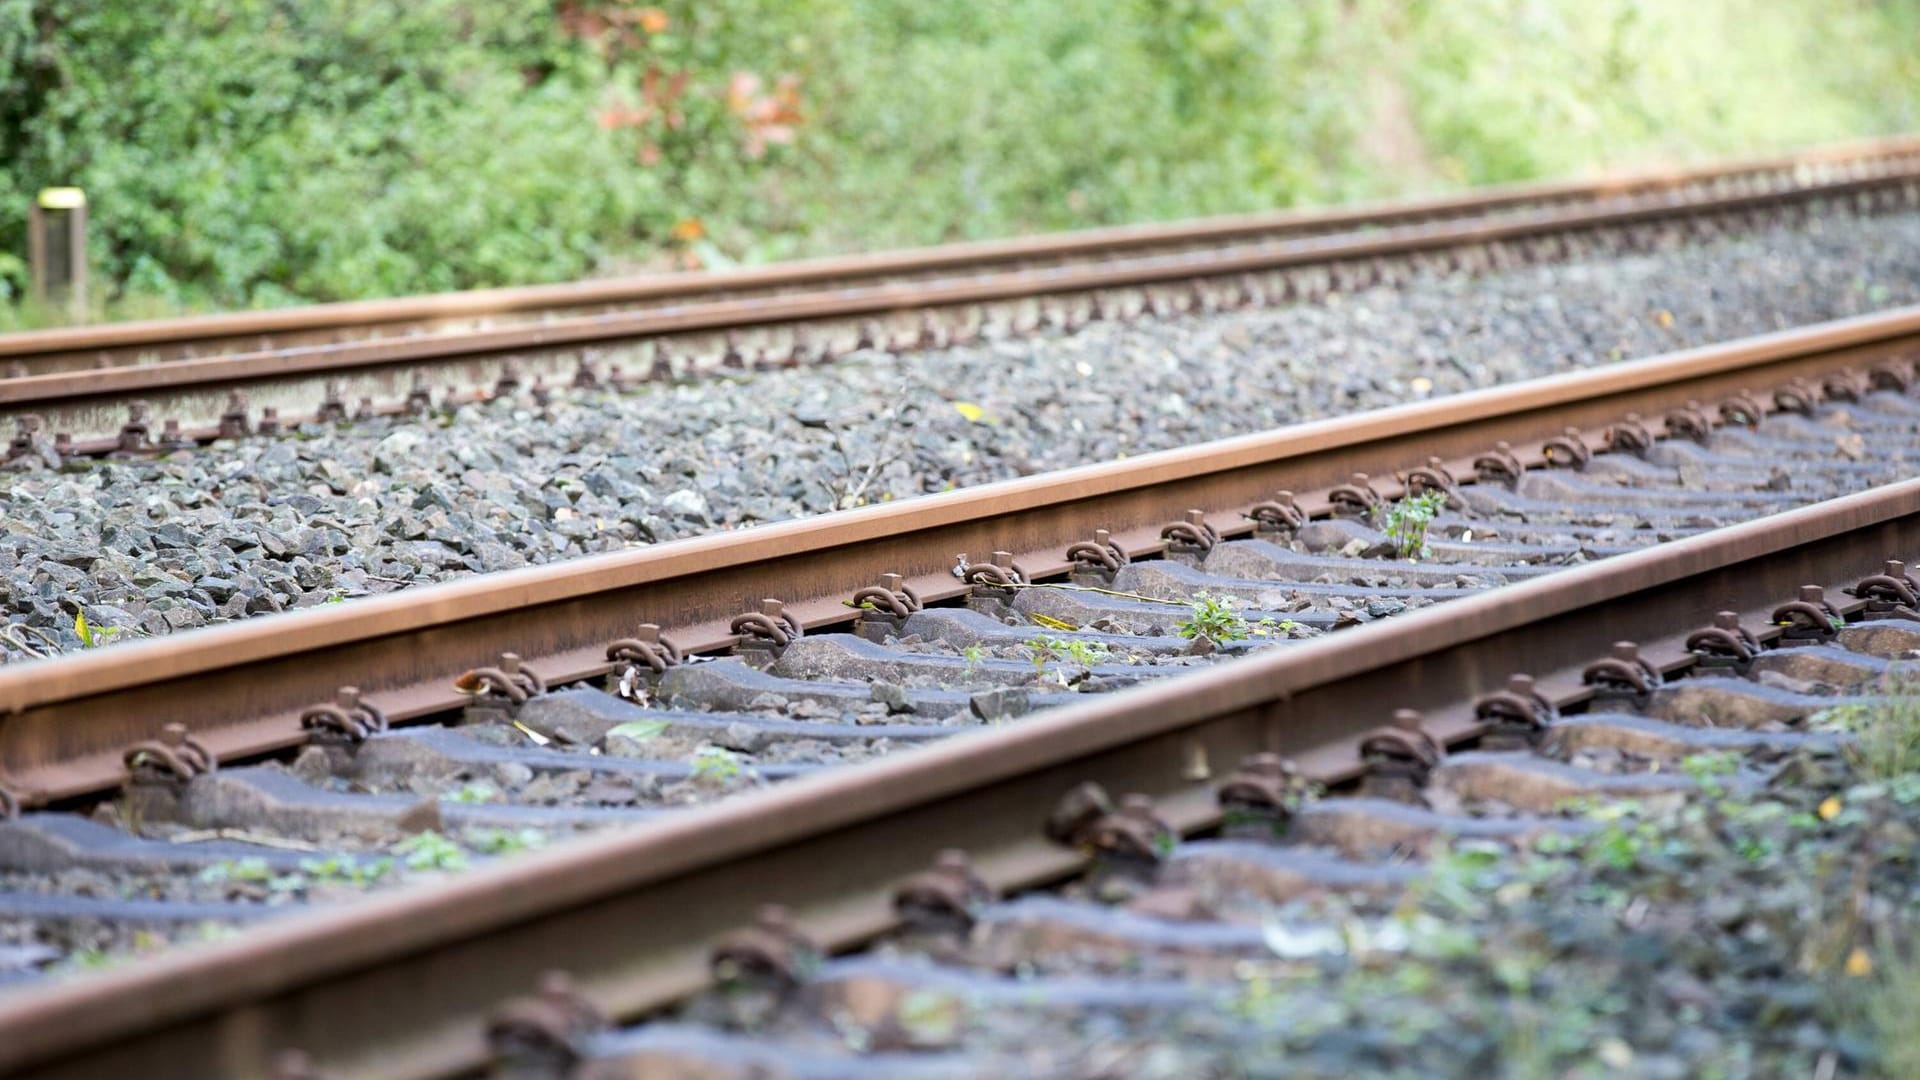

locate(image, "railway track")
(1, 305), (1919, 1076)
(6, 136), (1920, 449)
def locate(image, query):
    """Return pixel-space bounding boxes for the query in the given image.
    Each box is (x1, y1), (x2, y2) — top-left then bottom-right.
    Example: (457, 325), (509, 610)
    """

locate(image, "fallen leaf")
(671, 218), (705, 242)
(953, 401), (987, 423)
(608, 720), (670, 742)
(1846, 947), (1874, 977)
(1030, 613), (1078, 631)
(1819, 796), (1843, 821)
(1654, 309), (1675, 328)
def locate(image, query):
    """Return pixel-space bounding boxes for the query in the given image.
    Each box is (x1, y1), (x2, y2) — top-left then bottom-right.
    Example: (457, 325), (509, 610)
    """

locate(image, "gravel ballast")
(5, 209), (1920, 649)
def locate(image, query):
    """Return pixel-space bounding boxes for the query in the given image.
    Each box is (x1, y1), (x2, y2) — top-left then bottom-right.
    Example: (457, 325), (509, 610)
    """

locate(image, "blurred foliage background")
(0, 0), (1915, 326)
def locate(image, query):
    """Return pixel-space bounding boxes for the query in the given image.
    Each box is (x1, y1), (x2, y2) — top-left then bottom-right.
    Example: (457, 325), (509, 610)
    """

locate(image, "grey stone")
(869, 681), (916, 714)
(969, 687), (1032, 722)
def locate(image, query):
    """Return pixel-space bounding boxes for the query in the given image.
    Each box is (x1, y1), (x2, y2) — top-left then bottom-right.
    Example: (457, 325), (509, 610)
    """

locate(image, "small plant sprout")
(199, 857), (275, 885)
(1023, 634), (1112, 688)
(444, 781), (499, 805)
(1175, 592), (1282, 644)
(73, 611), (121, 649)
(1376, 490), (1450, 560)
(691, 744), (747, 785)
(394, 831), (470, 872)
(467, 827), (548, 856)
(298, 854), (392, 888)
(962, 644), (986, 674)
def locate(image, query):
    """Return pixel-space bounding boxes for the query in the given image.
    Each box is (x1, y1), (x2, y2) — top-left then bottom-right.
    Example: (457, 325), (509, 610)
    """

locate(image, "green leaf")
(607, 720), (670, 742)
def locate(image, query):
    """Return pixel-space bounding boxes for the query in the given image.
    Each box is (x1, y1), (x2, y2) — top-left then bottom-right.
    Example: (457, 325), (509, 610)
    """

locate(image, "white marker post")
(28, 186), (88, 320)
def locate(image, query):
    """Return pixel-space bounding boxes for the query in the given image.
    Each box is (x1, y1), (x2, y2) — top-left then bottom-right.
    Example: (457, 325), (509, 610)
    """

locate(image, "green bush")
(0, 0), (1914, 325)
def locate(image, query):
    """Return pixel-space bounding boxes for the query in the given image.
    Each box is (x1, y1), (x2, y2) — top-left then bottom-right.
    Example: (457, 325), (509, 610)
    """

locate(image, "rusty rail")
(2, 303), (1918, 804)
(2, 473), (1914, 1079)
(6, 138), (1920, 445)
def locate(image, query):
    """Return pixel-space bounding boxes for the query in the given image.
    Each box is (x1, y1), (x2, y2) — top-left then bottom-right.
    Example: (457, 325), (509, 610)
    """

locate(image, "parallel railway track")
(6, 136), (1920, 449)
(8, 135), (1918, 372)
(2, 306), (1920, 1076)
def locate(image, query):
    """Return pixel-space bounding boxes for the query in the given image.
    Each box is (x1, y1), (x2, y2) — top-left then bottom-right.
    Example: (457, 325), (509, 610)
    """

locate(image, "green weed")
(443, 781), (499, 805)
(298, 854), (393, 888)
(1811, 668), (1920, 782)
(1862, 946), (1920, 1079)
(467, 827), (548, 856)
(1176, 592), (1283, 644)
(691, 744), (746, 784)
(72, 611), (121, 649)
(394, 830), (469, 872)
(1375, 490), (1449, 560)
(962, 644), (985, 675)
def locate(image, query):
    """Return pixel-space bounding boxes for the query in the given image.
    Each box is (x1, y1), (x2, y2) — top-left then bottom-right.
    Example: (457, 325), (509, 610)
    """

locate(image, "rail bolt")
(300, 685), (389, 746)
(1247, 491), (1307, 538)
(731, 599), (802, 667)
(1581, 641), (1662, 708)
(1686, 612), (1761, 675)
(892, 849), (993, 938)
(454, 652), (548, 724)
(961, 551), (1026, 617)
(485, 970), (607, 1076)
(1848, 560), (1920, 622)
(1217, 752), (1310, 837)
(1474, 673), (1557, 751)
(1358, 709), (1443, 805)
(1160, 509), (1219, 564)
(1473, 441), (1526, 487)
(710, 904), (819, 994)
(1327, 474), (1383, 519)
(849, 573), (923, 642)
(605, 623), (685, 697)
(1064, 528), (1129, 585)
(1772, 585), (1844, 645)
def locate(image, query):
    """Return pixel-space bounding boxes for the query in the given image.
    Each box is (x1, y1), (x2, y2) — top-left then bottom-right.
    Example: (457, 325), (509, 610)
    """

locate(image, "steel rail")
(2, 133), (1916, 368)
(2, 472), (1914, 1079)
(3, 166), (1920, 422)
(2, 304), (1918, 807)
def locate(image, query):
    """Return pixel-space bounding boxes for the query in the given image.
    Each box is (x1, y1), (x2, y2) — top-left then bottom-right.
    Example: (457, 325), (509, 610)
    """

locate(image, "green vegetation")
(1812, 667), (1920, 781)
(443, 781), (500, 805)
(71, 611), (121, 649)
(467, 826), (548, 856)
(606, 719), (671, 742)
(1175, 591), (1286, 644)
(1865, 948), (1920, 1080)
(1023, 633), (1111, 672)
(1, 1), (1915, 325)
(1375, 490), (1449, 560)
(200, 852), (393, 893)
(961, 644), (985, 675)
(690, 743), (746, 784)
(393, 830), (470, 872)
(298, 854), (394, 888)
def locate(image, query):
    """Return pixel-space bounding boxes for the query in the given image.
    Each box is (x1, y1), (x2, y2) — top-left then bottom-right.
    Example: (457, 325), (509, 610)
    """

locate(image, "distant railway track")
(2, 306), (1919, 1076)
(5, 135), (1920, 451)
